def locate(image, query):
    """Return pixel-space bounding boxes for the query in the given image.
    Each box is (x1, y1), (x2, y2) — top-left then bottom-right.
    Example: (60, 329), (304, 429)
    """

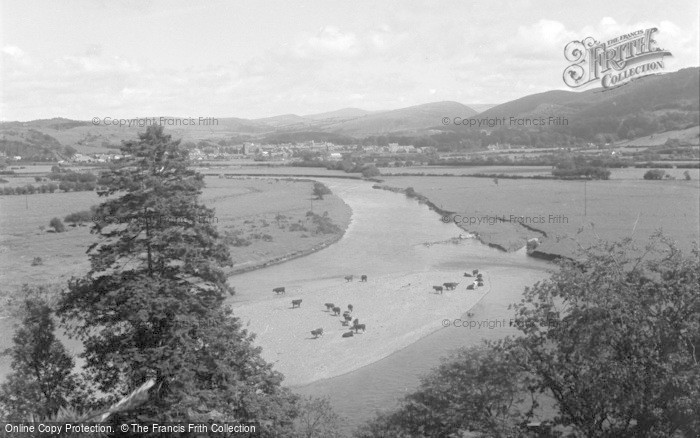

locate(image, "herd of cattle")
(432, 269), (484, 293)
(273, 269), (484, 339)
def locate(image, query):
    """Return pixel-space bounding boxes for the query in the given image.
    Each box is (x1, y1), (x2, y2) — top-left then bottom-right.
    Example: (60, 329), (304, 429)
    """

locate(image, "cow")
(353, 318), (359, 326)
(292, 299), (302, 308)
(353, 323), (366, 333)
(332, 306), (341, 316)
(477, 273), (483, 279)
(360, 275), (367, 282)
(310, 328), (324, 338)
(477, 281), (484, 287)
(343, 314), (353, 325)
(463, 273), (472, 277)
(343, 311), (351, 317)
(324, 303), (335, 311)
(348, 304), (354, 313)
(273, 287), (286, 294)
(472, 269), (479, 275)
(443, 282), (459, 290)
(466, 284), (475, 290)
(433, 285), (444, 294)
(342, 331), (354, 338)
(344, 275), (354, 282)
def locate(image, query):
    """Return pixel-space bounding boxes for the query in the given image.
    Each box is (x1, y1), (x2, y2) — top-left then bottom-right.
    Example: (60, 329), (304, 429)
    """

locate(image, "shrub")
(49, 217), (65, 233)
(64, 210), (92, 226)
(31, 257), (43, 266)
(643, 169), (666, 180)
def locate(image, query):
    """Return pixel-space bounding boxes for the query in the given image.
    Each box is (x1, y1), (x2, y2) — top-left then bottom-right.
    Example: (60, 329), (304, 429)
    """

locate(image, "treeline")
(0, 168), (98, 196)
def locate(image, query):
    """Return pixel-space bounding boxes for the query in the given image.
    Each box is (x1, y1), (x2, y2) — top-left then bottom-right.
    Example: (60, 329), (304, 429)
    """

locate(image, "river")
(226, 177), (551, 434)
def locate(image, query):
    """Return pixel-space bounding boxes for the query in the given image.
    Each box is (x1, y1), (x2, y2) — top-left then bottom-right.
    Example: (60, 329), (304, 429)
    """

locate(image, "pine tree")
(0, 297), (76, 420)
(57, 126), (297, 433)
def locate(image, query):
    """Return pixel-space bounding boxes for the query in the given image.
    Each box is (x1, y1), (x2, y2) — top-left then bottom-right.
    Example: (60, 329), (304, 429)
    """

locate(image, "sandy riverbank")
(231, 269), (496, 386)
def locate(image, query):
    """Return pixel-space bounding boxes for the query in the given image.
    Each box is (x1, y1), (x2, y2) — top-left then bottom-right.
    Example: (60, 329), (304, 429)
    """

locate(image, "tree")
(644, 169), (666, 180)
(64, 210), (92, 227)
(312, 182), (332, 200)
(63, 146), (78, 158)
(357, 345), (533, 437)
(49, 217), (65, 233)
(56, 126), (298, 433)
(293, 396), (345, 438)
(361, 165), (381, 178)
(510, 236), (700, 437)
(0, 296), (77, 420)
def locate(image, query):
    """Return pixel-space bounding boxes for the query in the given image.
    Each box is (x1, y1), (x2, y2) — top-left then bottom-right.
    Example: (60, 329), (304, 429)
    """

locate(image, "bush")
(49, 217), (65, 233)
(361, 165), (381, 178)
(405, 187), (416, 198)
(31, 257), (43, 266)
(312, 182), (332, 200)
(684, 171), (691, 180)
(644, 169), (666, 180)
(64, 210), (92, 226)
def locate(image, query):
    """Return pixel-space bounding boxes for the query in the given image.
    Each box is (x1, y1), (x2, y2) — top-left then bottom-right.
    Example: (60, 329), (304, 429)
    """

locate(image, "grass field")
(381, 175), (700, 258)
(0, 175), (351, 307)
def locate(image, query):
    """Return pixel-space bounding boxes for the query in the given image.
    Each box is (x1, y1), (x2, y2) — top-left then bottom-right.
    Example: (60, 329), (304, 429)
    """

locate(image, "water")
(225, 178), (551, 434)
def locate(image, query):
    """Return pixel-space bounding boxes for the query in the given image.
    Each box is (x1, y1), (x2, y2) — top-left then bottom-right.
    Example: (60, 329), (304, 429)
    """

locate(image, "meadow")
(381, 175), (700, 259)
(0, 172), (351, 309)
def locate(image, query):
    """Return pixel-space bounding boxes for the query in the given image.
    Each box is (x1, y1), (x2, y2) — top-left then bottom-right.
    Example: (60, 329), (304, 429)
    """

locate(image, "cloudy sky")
(1, 0), (698, 121)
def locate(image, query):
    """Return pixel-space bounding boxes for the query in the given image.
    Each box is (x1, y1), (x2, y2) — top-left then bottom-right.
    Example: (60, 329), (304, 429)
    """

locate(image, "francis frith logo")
(563, 27), (672, 89)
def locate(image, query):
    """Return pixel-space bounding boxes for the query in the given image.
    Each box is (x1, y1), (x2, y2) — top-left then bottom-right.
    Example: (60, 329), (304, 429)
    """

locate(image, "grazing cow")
(443, 282), (459, 290)
(477, 281), (484, 287)
(343, 314), (353, 325)
(311, 328), (324, 338)
(477, 273), (483, 279)
(464, 273), (472, 277)
(348, 304), (353, 312)
(324, 303), (335, 311)
(273, 287), (286, 294)
(332, 306), (341, 316)
(353, 323), (366, 333)
(472, 269), (479, 275)
(342, 331), (354, 338)
(353, 318), (359, 326)
(433, 285), (444, 294)
(343, 311), (351, 317)
(292, 299), (302, 308)
(360, 275), (367, 282)
(344, 275), (354, 282)
(466, 284), (475, 290)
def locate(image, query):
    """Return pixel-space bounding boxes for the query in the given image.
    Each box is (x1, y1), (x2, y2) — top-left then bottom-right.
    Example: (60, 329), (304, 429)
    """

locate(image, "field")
(381, 175), (700, 258)
(0, 173), (351, 308)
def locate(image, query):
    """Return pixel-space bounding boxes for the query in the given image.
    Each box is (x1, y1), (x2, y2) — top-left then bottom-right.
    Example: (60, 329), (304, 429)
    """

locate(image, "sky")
(1, 0), (698, 121)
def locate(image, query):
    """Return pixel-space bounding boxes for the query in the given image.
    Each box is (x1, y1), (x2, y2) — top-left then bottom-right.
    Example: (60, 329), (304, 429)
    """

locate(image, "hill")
(477, 67), (699, 141)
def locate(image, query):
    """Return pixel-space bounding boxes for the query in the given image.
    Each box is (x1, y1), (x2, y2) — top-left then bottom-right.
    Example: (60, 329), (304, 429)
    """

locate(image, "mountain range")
(1, 67), (698, 158)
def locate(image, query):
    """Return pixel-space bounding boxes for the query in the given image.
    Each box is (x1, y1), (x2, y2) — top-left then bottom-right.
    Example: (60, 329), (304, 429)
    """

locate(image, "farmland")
(380, 175), (700, 258)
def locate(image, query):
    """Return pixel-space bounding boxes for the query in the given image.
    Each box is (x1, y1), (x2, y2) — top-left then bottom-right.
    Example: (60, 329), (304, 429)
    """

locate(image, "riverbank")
(230, 270), (493, 386)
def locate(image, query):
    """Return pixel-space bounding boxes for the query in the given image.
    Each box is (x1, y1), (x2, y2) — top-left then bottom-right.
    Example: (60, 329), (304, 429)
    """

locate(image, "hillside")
(477, 68), (699, 141)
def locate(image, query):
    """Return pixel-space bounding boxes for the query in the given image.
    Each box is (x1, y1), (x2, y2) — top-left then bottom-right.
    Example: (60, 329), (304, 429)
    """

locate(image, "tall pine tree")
(58, 126), (297, 433)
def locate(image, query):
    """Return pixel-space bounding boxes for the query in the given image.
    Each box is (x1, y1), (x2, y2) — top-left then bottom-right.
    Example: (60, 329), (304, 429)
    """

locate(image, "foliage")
(357, 345), (534, 438)
(312, 182), (332, 200)
(293, 396), (346, 438)
(643, 169), (666, 180)
(64, 210), (92, 226)
(49, 217), (65, 233)
(0, 297), (77, 420)
(56, 126), (299, 434)
(31, 257), (43, 266)
(510, 235), (700, 437)
(361, 165), (381, 178)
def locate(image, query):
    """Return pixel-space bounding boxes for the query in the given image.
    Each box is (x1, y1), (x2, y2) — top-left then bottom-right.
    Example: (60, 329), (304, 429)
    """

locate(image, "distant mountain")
(320, 101), (477, 136)
(303, 108), (372, 121)
(477, 67), (699, 140)
(468, 104), (498, 113)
